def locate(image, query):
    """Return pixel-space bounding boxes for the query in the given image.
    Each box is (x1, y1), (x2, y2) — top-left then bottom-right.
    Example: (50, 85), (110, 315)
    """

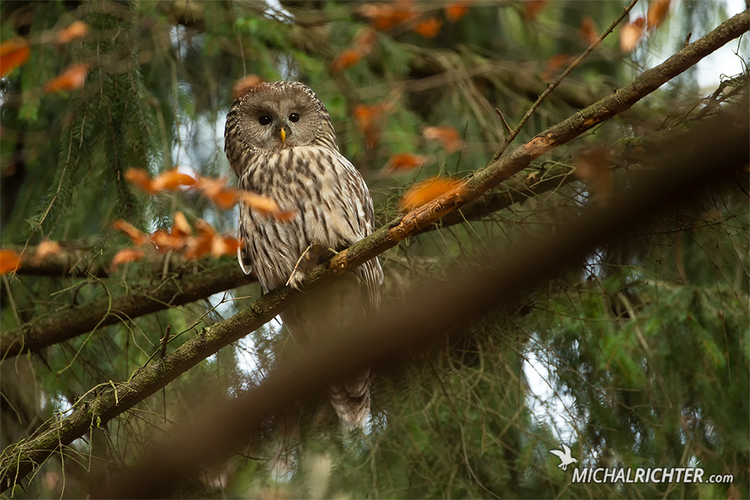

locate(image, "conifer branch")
(1, 9), (747, 491)
(0, 263), (256, 359)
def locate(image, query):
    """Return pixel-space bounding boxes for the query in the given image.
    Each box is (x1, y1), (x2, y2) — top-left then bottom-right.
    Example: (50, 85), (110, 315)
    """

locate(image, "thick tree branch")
(7, 245), (111, 278)
(101, 111), (749, 498)
(0, 10), (746, 490)
(0, 263), (256, 359)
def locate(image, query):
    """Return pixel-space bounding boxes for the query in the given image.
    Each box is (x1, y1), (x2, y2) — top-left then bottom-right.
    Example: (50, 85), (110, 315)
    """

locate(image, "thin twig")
(491, 0), (640, 163)
(495, 108), (512, 135)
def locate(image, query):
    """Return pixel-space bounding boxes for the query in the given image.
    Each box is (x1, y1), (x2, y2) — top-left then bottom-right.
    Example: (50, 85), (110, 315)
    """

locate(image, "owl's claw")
(286, 243), (331, 290)
(286, 243), (334, 290)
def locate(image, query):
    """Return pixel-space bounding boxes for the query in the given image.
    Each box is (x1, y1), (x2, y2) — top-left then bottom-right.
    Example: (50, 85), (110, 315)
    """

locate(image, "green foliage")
(1, 0), (747, 498)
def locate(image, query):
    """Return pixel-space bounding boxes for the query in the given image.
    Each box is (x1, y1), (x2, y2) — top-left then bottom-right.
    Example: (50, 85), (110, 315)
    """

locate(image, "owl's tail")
(328, 366), (371, 429)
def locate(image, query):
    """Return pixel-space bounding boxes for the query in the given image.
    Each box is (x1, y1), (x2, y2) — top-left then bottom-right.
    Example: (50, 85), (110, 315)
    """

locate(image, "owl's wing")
(333, 151), (384, 314)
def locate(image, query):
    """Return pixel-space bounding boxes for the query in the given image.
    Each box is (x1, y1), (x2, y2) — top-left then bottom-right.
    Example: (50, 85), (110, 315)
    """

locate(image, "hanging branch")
(0, 9), (747, 492)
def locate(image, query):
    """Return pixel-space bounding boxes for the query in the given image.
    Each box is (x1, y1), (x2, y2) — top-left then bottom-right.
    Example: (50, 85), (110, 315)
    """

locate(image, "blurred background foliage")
(0, 0), (747, 497)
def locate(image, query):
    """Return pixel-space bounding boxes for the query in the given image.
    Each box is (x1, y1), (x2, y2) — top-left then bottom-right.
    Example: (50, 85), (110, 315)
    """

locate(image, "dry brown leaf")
(359, 1), (417, 30)
(211, 188), (240, 210)
(399, 177), (461, 212)
(184, 220), (216, 260)
(0, 38), (30, 78)
(331, 50), (362, 72)
(211, 235), (241, 258)
(445, 1), (472, 22)
(524, 0), (549, 21)
(110, 248), (145, 270)
(112, 219), (148, 246)
(0, 249), (21, 275)
(195, 177), (240, 210)
(44, 63), (88, 93)
(541, 53), (573, 81)
(354, 28), (378, 52)
(524, 171), (539, 185)
(34, 240), (62, 261)
(172, 211), (192, 237)
(620, 18), (646, 52)
(125, 168), (156, 194)
(232, 75), (264, 99)
(414, 18), (442, 39)
(151, 169), (197, 191)
(423, 126), (462, 153)
(150, 230), (186, 252)
(354, 103), (388, 148)
(237, 191), (297, 221)
(385, 153), (427, 173)
(57, 21), (90, 44)
(647, 0), (671, 30)
(579, 16), (599, 45)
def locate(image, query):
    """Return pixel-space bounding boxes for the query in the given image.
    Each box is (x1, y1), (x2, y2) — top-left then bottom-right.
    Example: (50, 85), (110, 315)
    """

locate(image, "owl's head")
(225, 82), (337, 165)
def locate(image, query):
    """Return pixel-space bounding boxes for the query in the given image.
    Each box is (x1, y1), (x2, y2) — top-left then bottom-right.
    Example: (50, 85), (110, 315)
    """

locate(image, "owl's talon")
(286, 270), (306, 290)
(286, 243), (335, 289)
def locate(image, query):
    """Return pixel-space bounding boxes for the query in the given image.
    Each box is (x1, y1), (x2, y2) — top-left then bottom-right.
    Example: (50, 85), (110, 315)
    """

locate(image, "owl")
(224, 81), (383, 428)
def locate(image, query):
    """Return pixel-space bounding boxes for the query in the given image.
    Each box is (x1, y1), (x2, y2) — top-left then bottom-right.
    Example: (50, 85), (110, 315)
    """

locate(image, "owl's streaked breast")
(238, 146), (373, 291)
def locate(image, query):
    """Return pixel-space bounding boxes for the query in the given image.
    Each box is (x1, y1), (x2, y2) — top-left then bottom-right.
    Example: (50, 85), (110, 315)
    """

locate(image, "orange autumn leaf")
(237, 191), (297, 221)
(195, 177), (240, 210)
(359, 3), (397, 30)
(232, 74), (264, 99)
(212, 235), (241, 258)
(423, 126), (462, 153)
(445, 1), (472, 22)
(353, 103), (379, 130)
(150, 230), (186, 252)
(524, 0), (549, 21)
(414, 18), (442, 39)
(57, 21), (90, 44)
(151, 169), (197, 191)
(34, 240), (62, 261)
(354, 103), (387, 148)
(184, 219), (216, 260)
(112, 219), (148, 246)
(125, 168), (156, 194)
(331, 49), (362, 72)
(354, 28), (378, 52)
(579, 16), (599, 45)
(385, 153), (426, 173)
(620, 18), (646, 52)
(647, 0), (671, 30)
(359, 1), (417, 31)
(110, 248), (145, 270)
(210, 188), (240, 210)
(0, 249), (22, 275)
(0, 38), (30, 78)
(44, 63), (88, 93)
(541, 53), (574, 81)
(400, 177), (461, 212)
(172, 211), (192, 237)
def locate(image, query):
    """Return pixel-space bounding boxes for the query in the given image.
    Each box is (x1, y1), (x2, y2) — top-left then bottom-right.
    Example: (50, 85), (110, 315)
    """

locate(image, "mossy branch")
(0, 262), (255, 358)
(1, 9), (747, 491)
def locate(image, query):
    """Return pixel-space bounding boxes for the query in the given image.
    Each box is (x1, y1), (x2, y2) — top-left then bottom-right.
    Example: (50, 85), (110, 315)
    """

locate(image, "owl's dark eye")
(289, 113), (300, 123)
(258, 115), (272, 125)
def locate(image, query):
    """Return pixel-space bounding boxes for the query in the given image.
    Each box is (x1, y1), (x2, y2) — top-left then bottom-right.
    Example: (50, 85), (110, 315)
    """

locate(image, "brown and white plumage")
(224, 81), (382, 428)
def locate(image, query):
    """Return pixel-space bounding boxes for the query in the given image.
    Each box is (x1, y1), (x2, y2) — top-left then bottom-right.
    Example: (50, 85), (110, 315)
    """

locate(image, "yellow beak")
(279, 127), (286, 143)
